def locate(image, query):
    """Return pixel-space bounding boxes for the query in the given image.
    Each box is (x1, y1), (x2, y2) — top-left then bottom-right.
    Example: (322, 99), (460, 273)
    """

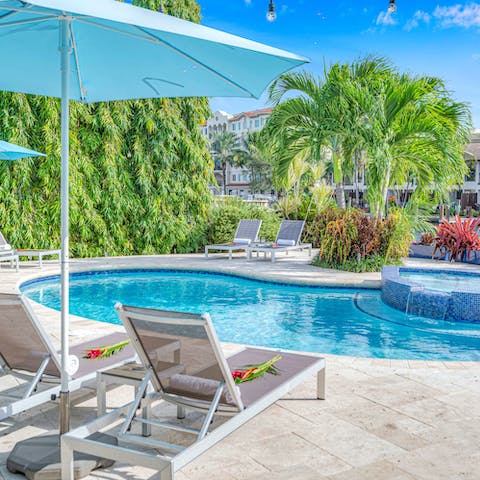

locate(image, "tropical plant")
(265, 57), (472, 220)
(265, 57), (391, 209)
(433, 215), (480, 262)
(210, 130), (239, 195)
(346, 71), (471, 218)
(0, 0), (212, 258)
(310, 208), (410, 272)
(233, 131), (275, 194)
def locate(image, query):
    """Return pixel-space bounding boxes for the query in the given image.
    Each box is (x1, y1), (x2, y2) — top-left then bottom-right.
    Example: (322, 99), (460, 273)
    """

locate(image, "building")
(202, 108), (272, 198)
(462, 132), (480, 209)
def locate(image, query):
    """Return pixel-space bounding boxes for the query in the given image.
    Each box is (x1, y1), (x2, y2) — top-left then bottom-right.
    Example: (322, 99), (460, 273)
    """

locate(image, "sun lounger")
(0, 231), (19, 271)
(61, 304), (325, 480)
(247, 219), (312, 262)
(205, 219), (261, 259)
(0, 293), (136, 421)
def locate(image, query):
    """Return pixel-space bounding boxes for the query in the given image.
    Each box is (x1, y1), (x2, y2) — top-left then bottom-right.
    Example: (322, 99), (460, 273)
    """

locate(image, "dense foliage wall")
(0, 0), (212, 257)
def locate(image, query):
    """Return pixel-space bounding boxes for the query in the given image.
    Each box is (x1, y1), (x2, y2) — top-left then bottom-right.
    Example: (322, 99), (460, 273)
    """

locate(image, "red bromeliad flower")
(83, 340), (130, 360)
(231, 355), (281, 384)
(85, 348), (106, 359)
(231, 370), (243, 380)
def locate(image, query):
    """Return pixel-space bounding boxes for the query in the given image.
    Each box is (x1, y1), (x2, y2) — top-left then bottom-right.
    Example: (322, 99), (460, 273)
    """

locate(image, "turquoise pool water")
(20, 270), (480, 361)
(400, 270), (480, 293)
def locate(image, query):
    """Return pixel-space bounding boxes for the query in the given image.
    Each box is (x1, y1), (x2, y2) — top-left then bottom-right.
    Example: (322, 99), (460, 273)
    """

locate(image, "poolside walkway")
(0, 253), (479, 479)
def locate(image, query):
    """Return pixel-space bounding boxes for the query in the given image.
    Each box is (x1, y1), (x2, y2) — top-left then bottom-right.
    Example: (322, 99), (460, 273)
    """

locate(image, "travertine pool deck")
(0, 252), (479, 479)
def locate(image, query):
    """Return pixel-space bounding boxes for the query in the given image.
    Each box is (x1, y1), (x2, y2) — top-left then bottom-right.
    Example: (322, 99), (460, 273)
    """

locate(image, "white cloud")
(433, 2), (480, 28)
(404, 10), (431, 31)
(376, 10), (396, 26)
(473, 53), (480, 61)
(244, 0), (252, 5)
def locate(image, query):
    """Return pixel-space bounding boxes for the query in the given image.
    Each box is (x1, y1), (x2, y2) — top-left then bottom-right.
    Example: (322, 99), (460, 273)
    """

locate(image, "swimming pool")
(20, 269), (480, 361)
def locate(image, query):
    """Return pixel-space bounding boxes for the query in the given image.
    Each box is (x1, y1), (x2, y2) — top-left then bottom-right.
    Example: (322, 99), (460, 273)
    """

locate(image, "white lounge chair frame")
(205, 219), (262, 260)
(247, 220), (312, 263)
(0, 294), (135, 421)
(0, 231), (19, 271)
(61, 305), (325, 480)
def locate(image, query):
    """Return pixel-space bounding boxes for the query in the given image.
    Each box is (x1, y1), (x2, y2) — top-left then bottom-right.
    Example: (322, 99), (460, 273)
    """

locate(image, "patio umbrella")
(0, 0), (308, 476)
(0, 140), (45, 160)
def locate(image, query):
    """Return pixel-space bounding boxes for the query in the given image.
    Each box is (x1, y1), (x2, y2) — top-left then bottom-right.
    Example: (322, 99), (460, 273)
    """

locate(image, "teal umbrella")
(0, 0), (309, 446)
(0, 140), (45, 160)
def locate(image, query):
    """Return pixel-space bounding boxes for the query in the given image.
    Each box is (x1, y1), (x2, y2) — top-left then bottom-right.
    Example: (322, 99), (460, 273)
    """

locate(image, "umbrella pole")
(59, 16), (72, 436)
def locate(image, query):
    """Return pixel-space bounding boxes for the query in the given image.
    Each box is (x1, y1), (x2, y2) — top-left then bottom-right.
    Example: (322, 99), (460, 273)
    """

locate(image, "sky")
(196, 0), (480, 128)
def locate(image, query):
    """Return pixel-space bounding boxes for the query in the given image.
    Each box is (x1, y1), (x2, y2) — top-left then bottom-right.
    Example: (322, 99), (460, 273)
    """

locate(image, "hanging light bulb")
(266, 0), (276, 22)
(388, 0), (397, 13)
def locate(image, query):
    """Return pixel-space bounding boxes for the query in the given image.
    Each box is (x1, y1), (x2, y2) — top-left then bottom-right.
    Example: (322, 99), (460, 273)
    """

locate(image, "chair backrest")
(0, 294), (61, 376)
(275, 220), (305, 246)
(233, 220), (262, 244)
(116, 303), (243, 409)
(0, 230), (12, 252)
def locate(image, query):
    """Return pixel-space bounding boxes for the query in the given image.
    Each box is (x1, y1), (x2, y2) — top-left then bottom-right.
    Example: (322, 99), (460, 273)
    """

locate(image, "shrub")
(433, 215), (480, 261)
(205, 197), (281, 245)
(419, 232), (435, 245)
(309, 207), (411, 272)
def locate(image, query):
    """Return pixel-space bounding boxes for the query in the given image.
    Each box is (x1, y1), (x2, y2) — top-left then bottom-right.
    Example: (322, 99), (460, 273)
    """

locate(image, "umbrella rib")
(0, 14), (56, 28)
(134, 25), (257, 98)
(75, 17), (256, 98)
(0, 8), (19, 21)
(69, 21), (86, 102)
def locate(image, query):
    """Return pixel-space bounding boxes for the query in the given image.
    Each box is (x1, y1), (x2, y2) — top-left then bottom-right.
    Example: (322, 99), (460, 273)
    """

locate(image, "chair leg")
(96, 372), (106, 416)
(142, 396), (152, 437)
(177, 405), (185, 419)
(317, 367), (326, 400)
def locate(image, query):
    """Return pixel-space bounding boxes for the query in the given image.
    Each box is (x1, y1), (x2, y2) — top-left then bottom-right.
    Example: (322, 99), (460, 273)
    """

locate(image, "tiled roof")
(230, 108), (273, 121)
(465, 139), (480, 159)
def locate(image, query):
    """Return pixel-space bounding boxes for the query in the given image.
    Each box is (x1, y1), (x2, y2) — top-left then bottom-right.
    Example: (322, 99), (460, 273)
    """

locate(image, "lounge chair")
(61, 304), (325, 480)
(0, 231), (19, 271)
(247, 219), (312, 263)
(205, 219), (262, 260)
(0, 293), (136, 422)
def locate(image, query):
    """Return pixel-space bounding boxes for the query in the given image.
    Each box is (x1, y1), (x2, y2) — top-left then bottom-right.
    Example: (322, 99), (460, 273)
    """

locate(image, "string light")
(266, 0), (276, 22)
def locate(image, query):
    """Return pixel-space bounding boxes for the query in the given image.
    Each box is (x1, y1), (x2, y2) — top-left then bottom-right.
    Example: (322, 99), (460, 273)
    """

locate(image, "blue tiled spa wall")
(381, 266), (480, 323)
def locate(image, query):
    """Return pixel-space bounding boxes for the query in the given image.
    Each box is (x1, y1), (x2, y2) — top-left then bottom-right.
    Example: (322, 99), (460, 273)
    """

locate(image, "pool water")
(20, 270), (480, 361)
(400, 270), (480, 293)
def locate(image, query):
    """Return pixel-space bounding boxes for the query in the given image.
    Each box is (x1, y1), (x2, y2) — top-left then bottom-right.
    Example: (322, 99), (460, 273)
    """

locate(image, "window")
(243, 119), (247, 128)
(465, 159), (476, 182)
(232, 174), (236, 181)
(232, 124), (236, 131)
(255, 119), (259, 128)
(249, 120), (252, 128)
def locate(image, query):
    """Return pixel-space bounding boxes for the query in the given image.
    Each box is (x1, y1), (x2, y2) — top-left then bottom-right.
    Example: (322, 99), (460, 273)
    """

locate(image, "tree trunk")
(335, 183), (346, 209)
(222, 160), (227, 195)
(332, 151), (346, 209)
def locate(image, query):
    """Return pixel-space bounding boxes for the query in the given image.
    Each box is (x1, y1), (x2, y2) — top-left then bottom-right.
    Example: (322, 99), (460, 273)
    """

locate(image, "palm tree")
(233, 131), (274, 194)
(346, 72), (472, 218)
(265, 57), (472, 218)
(210, 130), (239, 195)
(265, 57), (391, 209)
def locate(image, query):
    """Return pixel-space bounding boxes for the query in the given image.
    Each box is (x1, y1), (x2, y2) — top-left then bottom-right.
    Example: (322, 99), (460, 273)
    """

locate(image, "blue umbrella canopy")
(0, 0), (308, 101)
(0, 0), (309, 438)
(0, 140), (45, 160)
